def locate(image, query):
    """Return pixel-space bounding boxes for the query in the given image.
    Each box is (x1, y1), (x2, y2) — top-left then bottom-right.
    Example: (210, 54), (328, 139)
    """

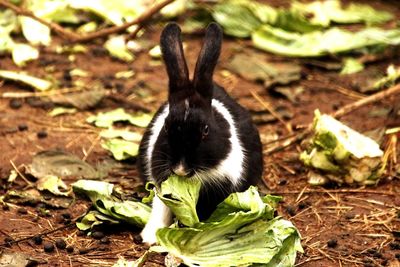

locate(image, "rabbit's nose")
(173, 163), (189, 177)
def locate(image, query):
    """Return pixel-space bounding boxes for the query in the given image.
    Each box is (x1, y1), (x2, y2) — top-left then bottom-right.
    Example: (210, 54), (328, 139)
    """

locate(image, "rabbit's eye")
(202, 125), (209, 138)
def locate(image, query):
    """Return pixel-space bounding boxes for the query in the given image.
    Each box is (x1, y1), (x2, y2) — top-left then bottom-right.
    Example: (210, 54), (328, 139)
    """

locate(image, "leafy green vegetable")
(158, 175), (201, 227)
(48, 107), (77, 117)
(0, 70), (52, 91)
(36, 175), (70, 196)
(212, 1), (264, 38)
(100, 128), (142, 142)
(72, 179), (151, 227)
(252, 26), (400, 57)
(87, 108), (152, 128)
(300, 110), (384, 185)
(101, 139), (139, 160)
(373, 65), (400, 89)
(11, 44), (39, 67)
(292, 0), (393, 27)
(340, 58), (365, 75)
(104, 36), (135, 62)
(155, 182), (301, 267)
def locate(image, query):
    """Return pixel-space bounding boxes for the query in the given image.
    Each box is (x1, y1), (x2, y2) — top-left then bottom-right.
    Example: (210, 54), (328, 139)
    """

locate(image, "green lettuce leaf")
(0, 70), (52, 91)
(252, 26), (400, 57)
(87, 108), (152, 128)
(72, 179), (151, 227)
(157, 175), (201, 227)
(156, 181), (301, 267)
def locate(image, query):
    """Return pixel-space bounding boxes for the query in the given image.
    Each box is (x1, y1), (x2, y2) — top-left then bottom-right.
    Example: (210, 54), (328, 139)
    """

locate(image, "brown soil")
(1, 2), (400, 266)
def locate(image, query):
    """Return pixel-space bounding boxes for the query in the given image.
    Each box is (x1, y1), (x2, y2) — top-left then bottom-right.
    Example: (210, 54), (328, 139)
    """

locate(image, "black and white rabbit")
(138, 22), (263, 244)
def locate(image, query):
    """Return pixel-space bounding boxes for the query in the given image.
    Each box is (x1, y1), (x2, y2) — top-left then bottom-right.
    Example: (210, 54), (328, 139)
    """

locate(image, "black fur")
(138, 23), (263, 220)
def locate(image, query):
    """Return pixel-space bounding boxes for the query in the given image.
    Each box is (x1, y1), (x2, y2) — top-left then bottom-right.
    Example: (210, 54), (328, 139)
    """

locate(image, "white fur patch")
(197, 99), (246, 187)
(140, 194), (172, 244)
(145, 105), (169, 179)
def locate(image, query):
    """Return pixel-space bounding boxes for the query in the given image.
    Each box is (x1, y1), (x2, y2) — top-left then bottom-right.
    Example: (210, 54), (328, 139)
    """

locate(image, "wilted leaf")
(252, 26), (400, 57)
(300, 110), (384, 185)
(19, 16), (50, 46)
(11, 43), (39, 67)
(36, 175), (70, 196)
(226, 54), (301, 87)
(48, 107), (77, 117)
(104, 35), (135, 62)
(149, 45), (162, 59)
(212, 1), (264, 38)
(101, 138), (139, 160)
(27, 150), (100, 180)
(160, 0), (187, 18)
(49, 89), (106, 110)
(76, 210), (120, 231)
(100, 128), (142, 142)
(0, 252), (32, 267)
(373, 65), (400, 89)
(272, 86), (304, 103)
(292, 0), (393, 27)
(340, 58), (365, 75)
(87, 108), (152, 128)
(72, 179), (151, 227)
(5, 189), (72, 208)
(0, 70), (52, 91)
(113, 253), (149, 267)
(115, 70), (135, 79)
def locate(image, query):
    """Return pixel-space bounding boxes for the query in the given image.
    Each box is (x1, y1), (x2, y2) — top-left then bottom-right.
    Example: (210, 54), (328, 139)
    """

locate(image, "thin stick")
(0, 0), (78, 40)
(0, 0), (174, 43)
(249, 88), (293, 133)
(333, 84), (400, 118)
(70, 0), (174, 43)
(9, 160), (33, 187)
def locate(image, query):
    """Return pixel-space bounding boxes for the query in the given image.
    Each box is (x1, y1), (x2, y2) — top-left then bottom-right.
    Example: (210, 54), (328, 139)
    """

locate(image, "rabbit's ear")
(193, 23), (222, 102)
(161, 23), (190, 100)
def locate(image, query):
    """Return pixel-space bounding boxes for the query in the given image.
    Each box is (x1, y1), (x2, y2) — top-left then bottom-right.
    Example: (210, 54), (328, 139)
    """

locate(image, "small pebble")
(92, 231), (105, 240)
(18, 124), (28, 131)
(33, 235), (43, 245)
(43, 241), (54, 253)
(17, 207), (28, 215)
(9, 99), (22, 109)
(76, 230), (85, 237)
(133, 235), (143, 244)
(37, 130), (48, 139)
(277, 179), (287, 186)
(66, 246), (74, 253)
(395, 253), (400, 260)
(55, 238), (67, 249)
(100, 237), (110, 244)
(327, 239), (338, 248)
(61, 213), (71, 220)
(79, 248), (90, 255)
(2, 204), (10, 211)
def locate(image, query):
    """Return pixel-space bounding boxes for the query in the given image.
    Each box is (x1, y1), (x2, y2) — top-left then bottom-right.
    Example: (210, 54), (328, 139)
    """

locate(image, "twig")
(0, 0), (78, 40)
(0, 219), (77, 247)
(9, 160), (33, 187)
(0, 0), (175, 43)
(333, 84), (400, 118)
(249, 88), (293, 133)
(1, 87), (86, 98)
(70, 0), (174, 43)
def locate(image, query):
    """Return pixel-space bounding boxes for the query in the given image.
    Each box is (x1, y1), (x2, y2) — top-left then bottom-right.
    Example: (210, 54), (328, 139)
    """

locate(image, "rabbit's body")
(138, 23), (263, 244)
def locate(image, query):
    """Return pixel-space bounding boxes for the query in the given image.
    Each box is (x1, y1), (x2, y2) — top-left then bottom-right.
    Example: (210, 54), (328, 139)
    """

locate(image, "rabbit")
(137, 22), (263, 244)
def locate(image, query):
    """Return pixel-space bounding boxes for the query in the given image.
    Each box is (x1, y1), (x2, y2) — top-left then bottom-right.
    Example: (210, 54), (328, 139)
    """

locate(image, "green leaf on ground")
(0, 70), (52, 91)
(340, 58), (365, 75)
(11, 43), (39, 67)
(252, 26), (400, 57)
(104, 35), (135, 62)
(87, 108), (152, 128)
(101, 138), (139, 160)
(36, 175), (70, 196)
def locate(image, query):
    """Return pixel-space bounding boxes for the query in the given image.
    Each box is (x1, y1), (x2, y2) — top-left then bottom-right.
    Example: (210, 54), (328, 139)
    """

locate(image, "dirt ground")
(1, 1), (400, 266)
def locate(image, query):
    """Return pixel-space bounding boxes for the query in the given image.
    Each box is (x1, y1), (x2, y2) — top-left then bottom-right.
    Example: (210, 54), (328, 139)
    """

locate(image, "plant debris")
(0, 70), (52, 91)
(300, 110), (384, 185)
(87, 108), (152, 128)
